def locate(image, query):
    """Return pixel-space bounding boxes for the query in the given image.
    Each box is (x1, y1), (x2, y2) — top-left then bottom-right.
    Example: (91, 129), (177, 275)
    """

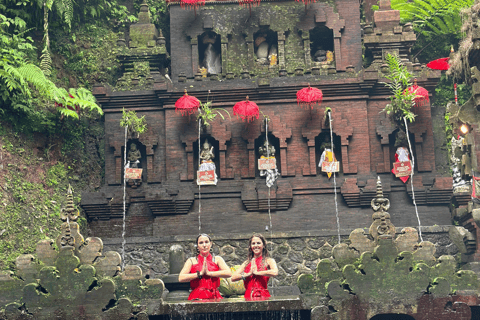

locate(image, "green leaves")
(120, 109), (147, 134)
(392, 0), (473, 36)
(381, 54), (417, 124)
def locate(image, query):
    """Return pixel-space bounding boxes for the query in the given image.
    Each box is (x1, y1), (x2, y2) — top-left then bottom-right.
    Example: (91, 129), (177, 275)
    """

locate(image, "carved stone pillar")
(221, 38), (228, 76)
(246, 34), (254, 72)
(277, 32), (285, 69)
(191, 38), (199, 75)
(302, 33), (311, 72)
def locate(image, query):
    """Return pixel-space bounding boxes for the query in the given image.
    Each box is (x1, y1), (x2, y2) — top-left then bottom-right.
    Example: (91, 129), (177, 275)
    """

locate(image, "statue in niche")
(127, 142), (141, 168)
(197, 140), (217, 185)
(255, 34), (277, 66)
(313, 48), (327, 62)
(318, 136), (338, 179)
(202, 33), (221, 75)
(126, 142), (142, 187)
(258, 138), (279, 187)
(451, 135), (469, 192)
(390, 131), (411, 183)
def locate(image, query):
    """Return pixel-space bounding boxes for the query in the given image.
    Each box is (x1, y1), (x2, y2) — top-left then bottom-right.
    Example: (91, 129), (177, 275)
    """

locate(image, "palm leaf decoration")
(391, 0), (473, 36)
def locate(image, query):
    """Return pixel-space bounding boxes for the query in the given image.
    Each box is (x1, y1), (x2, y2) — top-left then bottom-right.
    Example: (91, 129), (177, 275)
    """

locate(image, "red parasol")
(426, 57), (450, 71)
(405, 79), (429, 108)
(295, 0), (316, 4)
(238, 0), (260, 15)
(233, 96), (260, 122)
(166, 0), (205, 15)
(175, 90), (200, 116)
(296, 85), (323, 109)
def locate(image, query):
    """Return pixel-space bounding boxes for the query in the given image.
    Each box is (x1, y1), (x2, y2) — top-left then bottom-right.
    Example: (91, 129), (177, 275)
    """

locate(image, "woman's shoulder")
(265, 257), (276, 264)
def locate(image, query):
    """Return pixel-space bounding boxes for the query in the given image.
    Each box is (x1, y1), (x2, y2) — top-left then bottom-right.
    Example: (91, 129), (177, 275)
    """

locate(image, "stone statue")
(127, 142), (141, 168)
(318, 136), (337, 179)
(200, 140), (214, 162)
(258, 138), (279, 187)
(198, 140), (217, 185)
(259, 139), (275, 158)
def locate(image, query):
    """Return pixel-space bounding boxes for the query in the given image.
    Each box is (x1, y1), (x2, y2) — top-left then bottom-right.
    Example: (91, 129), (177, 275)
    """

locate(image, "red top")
(188, 254), (222, 300)
(243, 256), (271, 300)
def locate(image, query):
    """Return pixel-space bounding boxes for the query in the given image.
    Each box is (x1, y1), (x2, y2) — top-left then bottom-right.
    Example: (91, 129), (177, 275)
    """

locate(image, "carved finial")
(61, 184), (79, 222)
(369, 177), (395, 241)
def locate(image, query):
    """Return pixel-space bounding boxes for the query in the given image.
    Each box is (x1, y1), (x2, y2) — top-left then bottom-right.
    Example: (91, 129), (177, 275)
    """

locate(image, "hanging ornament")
(175, 90), (200, 116)
(405, 79), (429, 108)
(238, 0), (260, 15)
(296, 85), (323, 109)
(166, 0), (205, 16)
(233, 96), (260, 122)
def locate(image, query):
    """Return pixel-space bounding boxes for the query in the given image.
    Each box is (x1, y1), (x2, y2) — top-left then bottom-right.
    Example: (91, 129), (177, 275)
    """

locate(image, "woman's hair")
(195, 233), (213, 254)
(247, 233), (269, 260)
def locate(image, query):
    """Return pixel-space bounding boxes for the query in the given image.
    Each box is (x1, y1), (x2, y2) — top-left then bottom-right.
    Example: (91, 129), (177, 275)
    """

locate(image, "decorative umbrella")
(166, 0), (205, 15)
(175, 90), (200, 116)
(405, 79), (429, 108)
(238, 0), (261, 15)
(426, 57), (450, 71)
(294, 0), (316, 4)
(296, 85), (323, 109)
(233, 96), (260, 122)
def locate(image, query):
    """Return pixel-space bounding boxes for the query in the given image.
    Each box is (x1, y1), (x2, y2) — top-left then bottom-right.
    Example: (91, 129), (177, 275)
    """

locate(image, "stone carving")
(0, 188), (165, 319)
(203, 42), (221, 75)
(197, 140), (217, 185)
(127, 142), (141, 168)
(369, 177), (395, 241)
(297, 177), (479, 319)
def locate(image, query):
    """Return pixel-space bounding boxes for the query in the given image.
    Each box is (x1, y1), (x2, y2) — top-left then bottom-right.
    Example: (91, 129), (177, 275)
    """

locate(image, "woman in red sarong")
(179, 234), (232, 300)
(231, 234), (278, 300)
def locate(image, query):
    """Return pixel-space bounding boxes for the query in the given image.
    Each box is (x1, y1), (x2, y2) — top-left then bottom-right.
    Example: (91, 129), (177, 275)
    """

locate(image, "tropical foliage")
(391, 0), (473, 37)
(382, 54), (418, 124)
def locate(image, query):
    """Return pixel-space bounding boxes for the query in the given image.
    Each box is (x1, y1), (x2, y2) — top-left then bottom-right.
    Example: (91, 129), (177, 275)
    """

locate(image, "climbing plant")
(381, 53), (418, 124)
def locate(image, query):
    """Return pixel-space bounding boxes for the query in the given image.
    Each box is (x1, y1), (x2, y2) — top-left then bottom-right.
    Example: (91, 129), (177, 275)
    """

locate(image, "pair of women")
(178, 234), (278, 300)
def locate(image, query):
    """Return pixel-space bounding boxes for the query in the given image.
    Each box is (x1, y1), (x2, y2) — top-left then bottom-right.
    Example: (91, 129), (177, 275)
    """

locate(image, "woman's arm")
(252, 258), (278, 277)
(178, 258), (200, 282)
(231, 261), (249, 282)
(205, 256), (232, 278)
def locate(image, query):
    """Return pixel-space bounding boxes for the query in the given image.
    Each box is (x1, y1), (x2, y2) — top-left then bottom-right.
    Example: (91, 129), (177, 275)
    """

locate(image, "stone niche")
(169, 0), (360, 80)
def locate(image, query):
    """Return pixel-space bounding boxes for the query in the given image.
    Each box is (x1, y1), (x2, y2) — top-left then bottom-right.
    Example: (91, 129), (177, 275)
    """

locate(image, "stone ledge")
(153, 295), (305, 315)
(102, 226), (451, 245)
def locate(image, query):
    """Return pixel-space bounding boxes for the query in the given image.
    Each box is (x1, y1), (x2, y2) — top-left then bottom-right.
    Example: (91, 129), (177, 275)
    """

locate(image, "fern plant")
(392, 0), (473, 37)
(197, 101), (231, 127)
(381, 54), (418, 125)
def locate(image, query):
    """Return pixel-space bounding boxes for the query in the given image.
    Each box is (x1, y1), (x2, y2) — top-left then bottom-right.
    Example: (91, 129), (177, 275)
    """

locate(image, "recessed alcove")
(389, 129), (416, 172)
(254, 28), (278, 66)
(254, 133), (281, 177)
(315, 131), (342, 175)
(122, 139), (147, 183)
(198, 31), (222, 75)
(194, 136), (220, 179)
(309, 26), (334, 64)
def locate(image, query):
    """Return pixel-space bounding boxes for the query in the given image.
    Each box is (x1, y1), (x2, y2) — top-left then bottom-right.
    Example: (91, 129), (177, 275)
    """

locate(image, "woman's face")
(250, 236), (264, 257)
(197, 235), (211, 256)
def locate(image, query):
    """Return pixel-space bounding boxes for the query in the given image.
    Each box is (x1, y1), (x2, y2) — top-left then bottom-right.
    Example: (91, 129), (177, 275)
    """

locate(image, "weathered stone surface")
(343, 239), (430, 304)
(35, 239), (58, 267)
(79, 237), (103, 265)
(412, 241), (436, 266)
(94, 251), (122, 277)
(395, 227), (419, 253)
(15, 254), (38, 283)
(332, 243), (359, 268)
(348, 229), (375, 255)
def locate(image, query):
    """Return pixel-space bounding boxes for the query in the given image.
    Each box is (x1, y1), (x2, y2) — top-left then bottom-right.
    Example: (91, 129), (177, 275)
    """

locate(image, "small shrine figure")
(391, 131), (411, 183)
(451, 134), (471, 193)
(318, 136), (338, 179)
(197, 140), (217, 185)
(258, 139), (279, 187)
(126, 142), (143, 187)
(127, 143), (141, 168)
